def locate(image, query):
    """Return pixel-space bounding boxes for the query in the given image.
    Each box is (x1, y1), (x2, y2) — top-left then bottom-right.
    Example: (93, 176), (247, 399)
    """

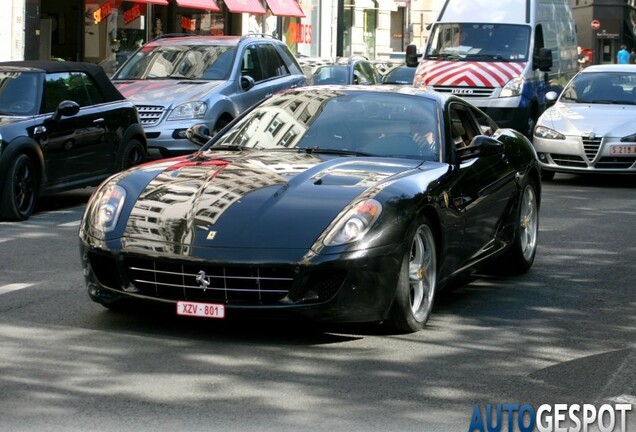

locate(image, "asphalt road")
(0, 173), (635, 432)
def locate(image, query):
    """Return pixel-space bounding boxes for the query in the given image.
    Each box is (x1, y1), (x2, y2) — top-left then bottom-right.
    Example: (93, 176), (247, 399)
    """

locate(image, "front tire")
(0, 154), (38, 221)
(117, 138), (146, 171)
(500, 180), (539, 273)
(386, 218), (438, 333)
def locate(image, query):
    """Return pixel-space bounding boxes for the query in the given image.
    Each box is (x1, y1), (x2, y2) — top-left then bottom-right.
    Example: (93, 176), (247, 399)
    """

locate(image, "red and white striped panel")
(414, 61), (526, 88)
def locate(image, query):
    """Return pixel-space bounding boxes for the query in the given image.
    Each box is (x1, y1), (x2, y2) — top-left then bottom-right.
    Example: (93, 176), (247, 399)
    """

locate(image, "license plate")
(609, 144), (636, 155)
(177, 301), (225, 319)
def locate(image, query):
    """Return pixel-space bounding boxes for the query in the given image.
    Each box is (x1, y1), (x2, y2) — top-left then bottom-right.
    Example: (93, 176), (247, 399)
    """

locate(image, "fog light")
(538, 153), (547, 161)
(172, 129), (188, 139)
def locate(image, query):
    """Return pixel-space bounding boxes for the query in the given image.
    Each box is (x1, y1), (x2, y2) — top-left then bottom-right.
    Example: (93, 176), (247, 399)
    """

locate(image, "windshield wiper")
(301, 147), (372, 156)
(465, 53), (507, 60)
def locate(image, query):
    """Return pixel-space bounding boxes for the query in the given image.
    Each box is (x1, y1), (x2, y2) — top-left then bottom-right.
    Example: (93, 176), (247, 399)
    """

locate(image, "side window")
(259, 44), (289, 80)
(449, 104), (480, 149)
(353, 62), (376, 84)
(241, 45), (263, 82)
(82, 74), (105, 105)
(471, 107), (497, 136)
(43, 72), (98, 113)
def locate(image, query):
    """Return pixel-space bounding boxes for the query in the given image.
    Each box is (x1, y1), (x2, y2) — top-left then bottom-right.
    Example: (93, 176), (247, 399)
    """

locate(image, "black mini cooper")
(0, 61), (146, 221)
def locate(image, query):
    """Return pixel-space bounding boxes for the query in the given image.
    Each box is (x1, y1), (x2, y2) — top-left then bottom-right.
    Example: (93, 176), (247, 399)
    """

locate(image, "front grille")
(136, 105), (165, 126)
(430, 86), (495, 98)
(551, 154), (587, 167)
(595, 157), (636, 169)
(125, 257), (295, 305)
(582, 136), (602, 161)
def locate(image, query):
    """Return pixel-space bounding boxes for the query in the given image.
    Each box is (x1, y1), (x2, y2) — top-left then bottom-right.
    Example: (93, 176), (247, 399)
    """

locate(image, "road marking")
(0, 283), (34, 295)
(58, 220), (81, 227)
(0, 238), (13, 244)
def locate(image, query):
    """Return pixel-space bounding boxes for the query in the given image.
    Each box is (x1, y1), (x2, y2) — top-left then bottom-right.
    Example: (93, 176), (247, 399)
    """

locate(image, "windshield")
(0, 71), (41, 116)
(208, 91), (440, 161)
(425, 23), (530, 61)
(383, 67), (416, 85)
(560, 71), (636, 105)
(312, 65), (349, 85)
(115, 44), (237, 80)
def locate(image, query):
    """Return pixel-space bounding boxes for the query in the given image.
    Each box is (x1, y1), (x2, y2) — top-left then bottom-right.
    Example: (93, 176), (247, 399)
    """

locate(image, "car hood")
(120, 151), (424, 250)
(540, 103), (636, 137)
(114, 79), (225, 107)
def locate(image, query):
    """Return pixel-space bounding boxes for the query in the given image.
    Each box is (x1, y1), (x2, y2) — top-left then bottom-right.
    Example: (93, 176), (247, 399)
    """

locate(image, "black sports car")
(0, 61), (146, 221)
(79, 86), (540, 333)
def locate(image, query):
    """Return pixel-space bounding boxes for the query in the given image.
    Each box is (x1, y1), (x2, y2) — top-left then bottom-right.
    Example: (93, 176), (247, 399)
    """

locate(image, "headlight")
(168, 102), (207, 121)
(323, 199), (382, 246)
(534, 125), (565, 140)
(500, 76), (524, 98)
(91, 184), (126, 233)
(620, 133), (636, 142)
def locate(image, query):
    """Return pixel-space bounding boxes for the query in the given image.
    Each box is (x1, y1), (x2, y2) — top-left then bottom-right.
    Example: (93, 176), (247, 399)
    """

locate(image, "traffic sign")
(591, 19), (600, 30)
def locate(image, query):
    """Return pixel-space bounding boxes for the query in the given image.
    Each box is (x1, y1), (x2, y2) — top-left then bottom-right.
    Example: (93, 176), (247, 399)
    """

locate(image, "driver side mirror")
(405, 44), (420, 68)
(533, 48), (553, 72)
(457, 135), (504, 161)
(51, 100), (80, 122)
(241, 76), (256, 91)
(186, 123), (212, 147)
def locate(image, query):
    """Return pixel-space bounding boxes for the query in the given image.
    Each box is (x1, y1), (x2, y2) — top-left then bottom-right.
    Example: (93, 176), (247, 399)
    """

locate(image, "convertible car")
(79, 86), (541, 333)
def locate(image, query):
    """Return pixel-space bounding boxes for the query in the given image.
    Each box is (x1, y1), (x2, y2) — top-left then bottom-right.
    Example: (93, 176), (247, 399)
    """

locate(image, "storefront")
(81, 0), (314, 71)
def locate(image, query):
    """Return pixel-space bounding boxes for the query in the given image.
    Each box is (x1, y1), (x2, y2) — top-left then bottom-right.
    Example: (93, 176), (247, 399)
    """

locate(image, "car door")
(232, 43), (275, 113)
(40, 71), (117, 185)
(445, 102), (517, 268)
(258, 42), (303, 94)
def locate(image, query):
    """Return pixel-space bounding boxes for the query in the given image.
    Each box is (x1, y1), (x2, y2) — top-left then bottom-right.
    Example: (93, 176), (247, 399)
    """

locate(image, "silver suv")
(112, 34), (306, 157)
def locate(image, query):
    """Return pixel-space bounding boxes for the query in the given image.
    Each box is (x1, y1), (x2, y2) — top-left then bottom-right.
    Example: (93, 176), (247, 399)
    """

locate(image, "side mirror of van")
(405, 44), (420, 68)
(534, 48), (553, 72)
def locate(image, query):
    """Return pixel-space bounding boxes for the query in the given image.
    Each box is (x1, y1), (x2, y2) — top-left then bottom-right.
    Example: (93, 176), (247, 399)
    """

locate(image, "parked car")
(302, 56), (378, 85)
(0, 60), (146, 221)
(79, 85), (540, 333)
(533, 64), (636, 180)
(381, 65), (416, 85)
(111, 34), (306, 158)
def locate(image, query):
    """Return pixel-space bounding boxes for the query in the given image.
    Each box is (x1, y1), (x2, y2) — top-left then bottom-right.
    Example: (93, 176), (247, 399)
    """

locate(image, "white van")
(408, 0), (578, 137)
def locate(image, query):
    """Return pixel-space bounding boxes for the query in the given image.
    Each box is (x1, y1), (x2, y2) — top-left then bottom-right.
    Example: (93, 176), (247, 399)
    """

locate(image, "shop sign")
(124, 4), (142, 25)
(181, 16), (197, 32)
(288, 23), (312, 44)
(93, 1), (112, 25)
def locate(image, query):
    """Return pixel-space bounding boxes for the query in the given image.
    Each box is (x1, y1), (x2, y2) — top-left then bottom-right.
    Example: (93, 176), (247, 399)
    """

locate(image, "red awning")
(176, 0), (221, 10)
(222, 0), (266, 14)
(265, 0), (304, 17)
(130, 0), (169, 5)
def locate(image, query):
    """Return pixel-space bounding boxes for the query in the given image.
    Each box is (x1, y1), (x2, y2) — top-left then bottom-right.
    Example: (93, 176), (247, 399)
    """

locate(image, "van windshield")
(424, 23), (530, 62)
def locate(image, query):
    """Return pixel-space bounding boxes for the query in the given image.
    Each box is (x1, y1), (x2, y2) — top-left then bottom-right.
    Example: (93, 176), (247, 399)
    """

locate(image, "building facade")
(1, 0), (421, 65)
(571, 0), (636, 64)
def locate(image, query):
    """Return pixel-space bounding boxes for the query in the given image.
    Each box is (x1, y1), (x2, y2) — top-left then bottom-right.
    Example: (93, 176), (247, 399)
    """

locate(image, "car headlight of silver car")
(168, 101), (207, 121)
(534, 125), (566, 140)
(90, 184), (126, 234)
(500, 76), (524, 98)
(620, 133), (636, 142)
(323, 199), (382, 246)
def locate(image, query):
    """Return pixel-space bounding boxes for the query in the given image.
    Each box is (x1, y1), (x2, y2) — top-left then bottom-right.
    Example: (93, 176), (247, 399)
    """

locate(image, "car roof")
(145, 34), (285, 47)
(0, 60), (125, 102)
(291, 84), (443, 100)
(579, 64), (636, 74)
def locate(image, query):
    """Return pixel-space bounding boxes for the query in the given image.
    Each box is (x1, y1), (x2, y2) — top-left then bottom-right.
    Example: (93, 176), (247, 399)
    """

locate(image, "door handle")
(93, 118), (105, 124)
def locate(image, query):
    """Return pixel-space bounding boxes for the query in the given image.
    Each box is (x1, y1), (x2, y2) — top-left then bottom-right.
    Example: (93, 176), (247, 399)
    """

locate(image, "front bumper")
(533, 135), (636, 174)
(80, 236), (405, 324)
